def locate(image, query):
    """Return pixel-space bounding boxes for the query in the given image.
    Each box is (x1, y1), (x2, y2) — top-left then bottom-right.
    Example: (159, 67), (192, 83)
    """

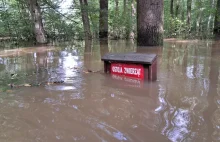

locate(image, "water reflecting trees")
(156, 41), (214, 141)
(210, 41), (220, 141)
(0, 40), (219, 141)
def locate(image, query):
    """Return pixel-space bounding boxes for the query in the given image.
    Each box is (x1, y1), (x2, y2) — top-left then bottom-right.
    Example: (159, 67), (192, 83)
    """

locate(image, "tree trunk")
(84, 40), (92, 70)
(112, 0), (119, 39)
(214, 0), (220, 35)
(79, 0), (92, 39)
(130, 0), (136, 40)
(187, 0), (192, 31)
(99, 0), (108, 39)
(137, 0), (163, 46)
(207, 0), (215, 32)
(100, 40), (109, 57)
(175, 0), (180, 18)
(196, 1), (203, 35)
(170, 0), (174, 18)
(115, 0), (119, 14)
(124, 0), (130, 39)
(28, 0), (47, 44)
(181, 0), (185, 21)
(84, 39), (92, 53)
(123, 0), (127, 14)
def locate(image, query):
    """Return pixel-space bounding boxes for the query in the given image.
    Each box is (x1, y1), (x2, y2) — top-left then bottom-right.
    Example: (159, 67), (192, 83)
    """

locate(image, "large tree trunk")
(79, 0), (92, 39)
(170, 0), (174, 18)
(137, 0), (163, 46)
(99, 0), (108, 39)
(187, 0), (192, 31)
(214, 0), (220, 35)
(28, 0), (47, 44)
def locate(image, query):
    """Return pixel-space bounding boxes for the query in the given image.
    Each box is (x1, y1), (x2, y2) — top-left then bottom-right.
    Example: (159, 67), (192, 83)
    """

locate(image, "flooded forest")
(0, 0), (220, 142)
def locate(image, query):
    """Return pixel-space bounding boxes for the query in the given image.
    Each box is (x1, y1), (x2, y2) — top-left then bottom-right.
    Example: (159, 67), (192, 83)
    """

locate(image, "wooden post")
(149, 59), (157, 81)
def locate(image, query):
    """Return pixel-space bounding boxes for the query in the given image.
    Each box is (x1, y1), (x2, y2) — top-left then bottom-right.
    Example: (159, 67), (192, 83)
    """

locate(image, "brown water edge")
(164, 38), (202, 43)
(0, 40), (219, 142)
(0, 46), (58, 57)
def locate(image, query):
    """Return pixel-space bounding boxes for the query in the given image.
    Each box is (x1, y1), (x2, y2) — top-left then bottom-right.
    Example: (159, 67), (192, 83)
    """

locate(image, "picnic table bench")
(101, 53), (157, 81)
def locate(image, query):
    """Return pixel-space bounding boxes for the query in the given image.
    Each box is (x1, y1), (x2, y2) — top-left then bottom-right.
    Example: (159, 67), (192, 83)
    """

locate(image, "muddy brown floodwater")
(0, 40), (219, 142)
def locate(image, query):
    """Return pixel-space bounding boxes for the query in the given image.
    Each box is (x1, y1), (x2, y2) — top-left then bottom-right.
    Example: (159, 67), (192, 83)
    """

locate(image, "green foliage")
(108, 0), (135, 39)
(164, 17), (187, 38)
(0, 0), (219, 42)
(164, 0), (217, 39)
(88, 0), (99, 38)
(43, 8), (76, 40)
(0, 0), (34, 41)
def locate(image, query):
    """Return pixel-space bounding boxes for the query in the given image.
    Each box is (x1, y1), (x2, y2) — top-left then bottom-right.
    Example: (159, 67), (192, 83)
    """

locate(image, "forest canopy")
(0, 0), (220, 44)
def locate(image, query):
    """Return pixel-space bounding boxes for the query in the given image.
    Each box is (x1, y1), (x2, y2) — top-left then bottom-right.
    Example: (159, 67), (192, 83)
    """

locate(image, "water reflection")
(157, 41), (213, 142)
(210, 41), (220, 142)
(100, 40), (109, 57)
(0, 40), (219, 141)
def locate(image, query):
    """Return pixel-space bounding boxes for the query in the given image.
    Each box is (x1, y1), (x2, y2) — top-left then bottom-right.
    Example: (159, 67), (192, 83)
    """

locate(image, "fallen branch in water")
(83, 69), (102, 74)
(8, 80), (65, 88)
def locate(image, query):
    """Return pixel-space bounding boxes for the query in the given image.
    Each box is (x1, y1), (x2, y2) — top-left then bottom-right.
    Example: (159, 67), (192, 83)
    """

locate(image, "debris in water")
(47, 80), (65, 85)
(74, 67), (80, 69)
(6, 90), (13, 93)
(87, 69), (93, 72)
(83, 69), (101, 74)
(53, 80), (64, 84)
(83, 70), (89, 74)
(23, 84), (31, 87)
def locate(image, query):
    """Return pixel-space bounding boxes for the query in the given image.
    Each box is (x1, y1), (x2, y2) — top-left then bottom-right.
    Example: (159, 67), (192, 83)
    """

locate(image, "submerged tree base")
(137, 25), (163, 46)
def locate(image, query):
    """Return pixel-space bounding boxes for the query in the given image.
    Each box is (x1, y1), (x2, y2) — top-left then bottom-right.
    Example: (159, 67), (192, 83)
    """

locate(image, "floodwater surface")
(0, 40), (219, 142)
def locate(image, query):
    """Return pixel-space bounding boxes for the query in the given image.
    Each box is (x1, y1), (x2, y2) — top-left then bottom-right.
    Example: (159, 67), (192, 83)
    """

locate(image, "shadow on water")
(0, 40), (219, 141)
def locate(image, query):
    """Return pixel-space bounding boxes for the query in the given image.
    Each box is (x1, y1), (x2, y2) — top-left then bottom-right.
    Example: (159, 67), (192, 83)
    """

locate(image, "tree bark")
(137, 0), (163, 46)
(130, 0), (136, 39)
(84, 40), (92, 70)
(181, 0), (185, 21)
(115, 0), (119, 14)
(124, 0), (130, 39)
(207, 0), (215, 32)
(170, 0), (174, 18)
(100, 40), (109, 57)
(214, 0), (220, 35)
(123, 0), (127, 14)
(196, 0), (203, 35)
(99, 0), (108, 39)
(187, 0), (192, 31)
(28, 0), (47, 44)
(175, 0), (180, 18)
(79, 0), (92, 39)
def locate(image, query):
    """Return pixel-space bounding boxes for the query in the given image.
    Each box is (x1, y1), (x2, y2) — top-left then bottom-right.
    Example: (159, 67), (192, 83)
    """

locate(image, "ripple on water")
(45, 85), (76, 91)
